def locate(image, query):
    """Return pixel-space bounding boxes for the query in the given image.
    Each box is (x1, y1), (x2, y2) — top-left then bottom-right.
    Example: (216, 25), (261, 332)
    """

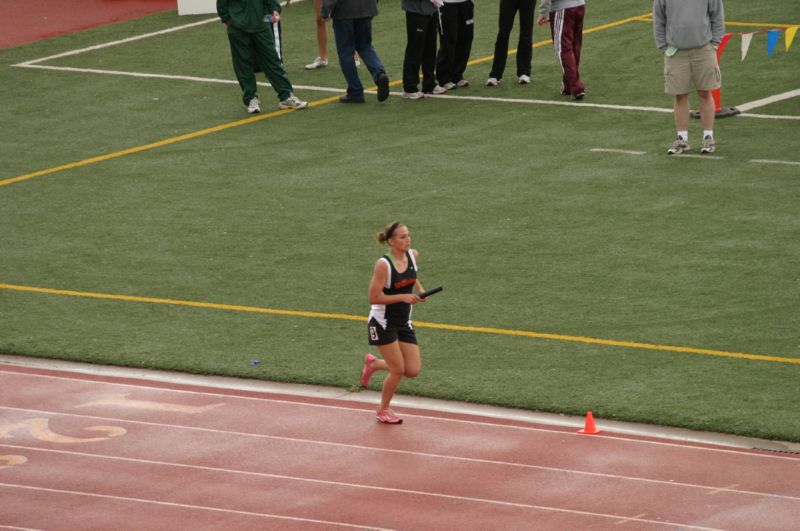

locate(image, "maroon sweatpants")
(549, 4), (585, 96)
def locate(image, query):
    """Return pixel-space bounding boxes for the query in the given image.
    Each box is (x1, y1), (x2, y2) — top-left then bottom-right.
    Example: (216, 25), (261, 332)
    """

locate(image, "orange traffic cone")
(578, 411), (602, 435)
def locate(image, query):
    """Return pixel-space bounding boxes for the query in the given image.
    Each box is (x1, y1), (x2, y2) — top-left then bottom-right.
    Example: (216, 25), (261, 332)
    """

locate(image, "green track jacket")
(217, 0), (282, 32)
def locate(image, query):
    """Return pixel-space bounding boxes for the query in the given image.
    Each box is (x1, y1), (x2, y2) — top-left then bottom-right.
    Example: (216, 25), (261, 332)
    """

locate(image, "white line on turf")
(677, 153), (724, 160)
(737, 89), (800, 112)
(750, 159), (800, 166)
(739, 112), (800, 121)
(13, 18), (220, 67)
(590, 148), (646, 155)
(16, 64), (345, 94)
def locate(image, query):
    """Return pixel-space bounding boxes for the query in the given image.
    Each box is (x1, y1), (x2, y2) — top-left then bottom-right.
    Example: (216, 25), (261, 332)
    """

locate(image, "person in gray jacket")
(653, 0), (725, 155)
(402, 0), (445, 98)
(321, 0), (390, 103)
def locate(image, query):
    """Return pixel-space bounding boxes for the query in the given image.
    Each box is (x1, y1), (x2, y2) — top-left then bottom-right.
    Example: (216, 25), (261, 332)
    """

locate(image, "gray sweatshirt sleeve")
(538, 0), (552, 19)
(652, 0), (667, 51)
(709, 0), (725, 45)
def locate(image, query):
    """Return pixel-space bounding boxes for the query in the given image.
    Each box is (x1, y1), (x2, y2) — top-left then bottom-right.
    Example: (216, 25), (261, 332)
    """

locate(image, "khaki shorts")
(664, 43), (721, 95)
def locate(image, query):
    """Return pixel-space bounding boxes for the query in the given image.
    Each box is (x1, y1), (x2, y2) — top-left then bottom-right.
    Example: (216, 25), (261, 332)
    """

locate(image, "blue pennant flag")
(766, 29), (781, 56)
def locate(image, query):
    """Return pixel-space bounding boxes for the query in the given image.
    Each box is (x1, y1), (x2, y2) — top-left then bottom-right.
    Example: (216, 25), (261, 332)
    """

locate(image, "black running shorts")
(367, 318), (418, 346)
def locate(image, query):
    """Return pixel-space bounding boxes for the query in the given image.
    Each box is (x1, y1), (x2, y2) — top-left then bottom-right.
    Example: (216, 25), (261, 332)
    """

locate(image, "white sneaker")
(278, 94), (308, 110)
(355, 56), (361, 67)
(486, 77), (499, 87)
(456, 79), (470, 88)
(443, 82), (457, 90)
(304, 57), (328, 70)
(247, 97), (261, 114)
(518, 74), (531, 84)
(402, 91), (426, 100)
(428, 85), (447, 95)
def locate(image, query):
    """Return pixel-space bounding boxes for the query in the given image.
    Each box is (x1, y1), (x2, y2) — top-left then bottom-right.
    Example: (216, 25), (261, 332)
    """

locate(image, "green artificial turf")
(1, 0), (798, 441)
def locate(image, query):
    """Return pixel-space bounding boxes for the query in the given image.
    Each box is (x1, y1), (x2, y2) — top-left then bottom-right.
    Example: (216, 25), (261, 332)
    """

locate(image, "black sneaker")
(339, 94), (365, 104)
(376, 72), (390, 102)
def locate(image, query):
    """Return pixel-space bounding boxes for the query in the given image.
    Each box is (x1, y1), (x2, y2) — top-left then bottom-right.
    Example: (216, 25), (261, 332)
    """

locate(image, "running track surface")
(1, 363), (798, 530)
(2, 0), (176, 49)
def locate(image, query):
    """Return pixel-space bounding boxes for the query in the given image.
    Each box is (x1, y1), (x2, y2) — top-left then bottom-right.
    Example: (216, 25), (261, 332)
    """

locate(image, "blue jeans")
(332, 17), (386, 98)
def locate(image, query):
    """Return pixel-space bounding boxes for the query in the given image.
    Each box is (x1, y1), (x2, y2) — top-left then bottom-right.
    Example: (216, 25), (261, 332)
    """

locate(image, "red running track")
(1, 363), (798, 530)
(2, 0), (176, 49)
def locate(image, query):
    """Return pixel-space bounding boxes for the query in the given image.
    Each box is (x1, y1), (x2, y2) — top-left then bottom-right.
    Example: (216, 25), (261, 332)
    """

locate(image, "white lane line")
(14, 64), (345, 94)
(677, 153), (724, 160)
(736, 89), (800, 112)
(750, 159), (800, 166)
(591, 148), (647, 155)
(0, 455), (723, 530)
(13, 18), (220, 67)
(2, 371), (798, 460)
(2, 415), (799, 502)
(0, 482), (391, 530)
(12, 0), (306, 66)
(429, 92), (674, 113)
(739, 112), (800, 120)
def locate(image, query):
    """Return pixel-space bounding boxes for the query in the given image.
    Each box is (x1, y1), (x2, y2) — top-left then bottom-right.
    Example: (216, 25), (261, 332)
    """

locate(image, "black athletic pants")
(489, 0), (535, 80)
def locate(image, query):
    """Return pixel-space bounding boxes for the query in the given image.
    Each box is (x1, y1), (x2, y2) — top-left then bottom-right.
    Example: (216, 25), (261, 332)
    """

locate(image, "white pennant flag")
(741, 33), (753, 61)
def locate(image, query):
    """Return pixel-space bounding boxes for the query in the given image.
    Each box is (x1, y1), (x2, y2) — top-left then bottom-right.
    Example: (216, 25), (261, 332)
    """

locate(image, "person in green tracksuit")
(217, 0), (308, 112)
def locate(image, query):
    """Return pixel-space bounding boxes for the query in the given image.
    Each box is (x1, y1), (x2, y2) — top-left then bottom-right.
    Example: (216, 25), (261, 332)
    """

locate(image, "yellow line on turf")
(467, 13), (653, 66)
(725, 21), (799, 28)
(1, 11), (654, 187)
(0, 95), (340, 188)
(2, 282), (798, 366)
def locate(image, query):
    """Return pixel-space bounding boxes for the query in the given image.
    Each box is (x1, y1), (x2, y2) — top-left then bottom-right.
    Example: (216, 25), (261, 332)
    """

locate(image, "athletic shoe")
(572, 91), (585, 100)
(456, 79), (470, 88)
(304, 57), (328, 70)
(376, 409), (402, 424)
(361, 353), (377, 386)
(246, 97), (261, 114)
(376, 72), (390, 102)
(426, 85), (447, 95)
(339, 94), (365, 104)
(667, 138), (690, 155)
(518, 74), (531, 84)
(355, 56), (361, 67)
(486, 77), (499, 87)
(402, 91), (426, 100)
(279, 94), (308, 110)
(700, 135), (716, 154)
(443, 82), (457, 90)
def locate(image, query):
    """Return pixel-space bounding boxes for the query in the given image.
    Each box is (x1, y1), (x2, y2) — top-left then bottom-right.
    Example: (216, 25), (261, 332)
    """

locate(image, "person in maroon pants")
(537, 0), (585, 99)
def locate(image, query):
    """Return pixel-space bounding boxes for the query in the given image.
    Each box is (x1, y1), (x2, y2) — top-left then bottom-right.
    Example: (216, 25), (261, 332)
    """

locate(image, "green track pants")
(226, 25), (293, 104)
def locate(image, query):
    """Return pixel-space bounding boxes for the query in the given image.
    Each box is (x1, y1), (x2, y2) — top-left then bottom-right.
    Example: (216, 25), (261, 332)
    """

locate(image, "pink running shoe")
(376, 409), (402, 424)
(361, 353), (377, 387)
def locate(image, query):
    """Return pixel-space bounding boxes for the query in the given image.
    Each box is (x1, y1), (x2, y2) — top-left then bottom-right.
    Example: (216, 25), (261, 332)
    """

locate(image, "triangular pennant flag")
(786, 26), (799, 52)
(741, 33), (753, 61)
(767, 29), (780, 56)
(717, 33), (733, 60)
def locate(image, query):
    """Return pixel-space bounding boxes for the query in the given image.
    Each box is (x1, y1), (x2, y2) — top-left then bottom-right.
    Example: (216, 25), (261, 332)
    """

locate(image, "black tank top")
(370, 250), (417, 328)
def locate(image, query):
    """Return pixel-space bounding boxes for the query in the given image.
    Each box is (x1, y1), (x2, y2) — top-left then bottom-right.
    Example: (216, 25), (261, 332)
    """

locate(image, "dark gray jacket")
(321, 0), (378, 19)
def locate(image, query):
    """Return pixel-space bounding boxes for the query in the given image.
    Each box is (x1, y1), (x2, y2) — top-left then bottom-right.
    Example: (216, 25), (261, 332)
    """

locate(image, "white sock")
(677, 131), (688, 141)
(703, 130), (714, 139)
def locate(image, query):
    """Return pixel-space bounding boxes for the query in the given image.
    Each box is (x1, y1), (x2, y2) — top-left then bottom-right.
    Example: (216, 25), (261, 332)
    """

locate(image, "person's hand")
(225, 18), (232, 27)
(403, 294), (422, 304)
(431, 0), (444, 7)
(537, 16), (549, 25)
(272, 11), (281, 23)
